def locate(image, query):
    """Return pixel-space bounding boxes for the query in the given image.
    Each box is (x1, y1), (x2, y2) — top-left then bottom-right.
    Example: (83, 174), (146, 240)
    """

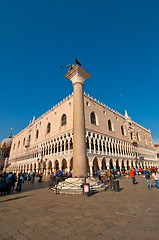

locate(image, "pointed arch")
(102, 158), (106, 170)
(93, 157), (99, 174)
(47, 122), (51, 134)
(61, 114), (67, 126)
(62, 159), (67, 171)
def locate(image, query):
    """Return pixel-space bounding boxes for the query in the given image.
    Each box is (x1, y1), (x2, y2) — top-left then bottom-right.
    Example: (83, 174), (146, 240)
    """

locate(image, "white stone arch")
(116, 159), (120, 170)
(101, 157), (107, 170)
(92, 157), (100, 173)
(67, 157), (73, 172)
(127, 160), (130, 170)
(61, 158), (67, 171)
(54, 159), (60, 171)
(33, 162), (36, 172)
(109, 158), (114, 169)
(30, 163), (33, 172)
(27, 164), (29, 172)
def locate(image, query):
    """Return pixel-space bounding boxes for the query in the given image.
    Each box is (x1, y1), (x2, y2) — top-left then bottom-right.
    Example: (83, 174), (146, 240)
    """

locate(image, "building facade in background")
(6, 92), (158, 176)
(0, 133), (12, 172)
(154, 145), (159, 162)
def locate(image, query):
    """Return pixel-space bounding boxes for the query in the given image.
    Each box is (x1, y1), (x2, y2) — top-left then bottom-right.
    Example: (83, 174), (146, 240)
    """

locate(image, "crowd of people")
(0, 167), (159, 194)
(129, 167), (159, 189)
(0, 171), (44, 195)
(94, 167), (159, 190)
(0, 170), (73, 195)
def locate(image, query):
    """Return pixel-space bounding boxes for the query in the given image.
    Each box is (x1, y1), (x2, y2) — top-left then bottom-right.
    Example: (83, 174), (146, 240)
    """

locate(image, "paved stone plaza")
(0, 176), (159, 240)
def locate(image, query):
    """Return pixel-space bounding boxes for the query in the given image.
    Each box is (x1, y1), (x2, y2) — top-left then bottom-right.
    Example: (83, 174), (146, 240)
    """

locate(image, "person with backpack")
(145, 168), (152, 189)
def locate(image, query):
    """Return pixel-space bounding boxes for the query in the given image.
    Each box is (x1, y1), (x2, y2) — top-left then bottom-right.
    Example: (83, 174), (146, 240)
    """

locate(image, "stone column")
(106, 159), (110, 170)
(67, 164), (70, 173)
(93, 139), (96, 154)
(59, 161), (62, 171)
(118, 160), (122, 171)
(46, 161), (48, 176)
(89, 163), (93, 177)
(89, 138), (92, 154)
(65, 65), (91, 178)
(105, 141), (108, 155)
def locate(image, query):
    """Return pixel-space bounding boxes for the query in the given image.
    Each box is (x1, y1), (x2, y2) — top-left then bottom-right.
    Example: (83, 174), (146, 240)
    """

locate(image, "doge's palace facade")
(7, 69), (158, 175)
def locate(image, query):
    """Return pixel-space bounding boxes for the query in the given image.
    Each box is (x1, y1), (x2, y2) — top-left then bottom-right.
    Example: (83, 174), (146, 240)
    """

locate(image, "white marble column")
(89, 163), (93, 177)
(65, 65), (91, 178)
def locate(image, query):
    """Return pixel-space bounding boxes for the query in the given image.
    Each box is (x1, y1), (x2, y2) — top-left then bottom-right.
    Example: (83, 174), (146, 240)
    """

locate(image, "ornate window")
(144, 137), (147, 145)
(108, 119), (114, 131)
(36, 129), (39, 139)
(149, 140), (153, 147)
(121, 126), (125, 136)
(136, 132), (141, 141)
(13, 143), (15, 150)
(90, 112), (96, 125)
(61, 114), (67, 126)
(130, 132), (133, 140)
(47, 122), (51, 133)
(28, 135), (31, 144)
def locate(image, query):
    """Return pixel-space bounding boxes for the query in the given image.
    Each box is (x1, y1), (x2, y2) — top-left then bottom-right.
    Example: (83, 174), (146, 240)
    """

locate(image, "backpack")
(145, 172), (150, 179)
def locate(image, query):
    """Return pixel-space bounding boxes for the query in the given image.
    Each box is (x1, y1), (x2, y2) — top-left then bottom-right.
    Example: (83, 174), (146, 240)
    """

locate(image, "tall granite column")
(65, 65), (91, 177)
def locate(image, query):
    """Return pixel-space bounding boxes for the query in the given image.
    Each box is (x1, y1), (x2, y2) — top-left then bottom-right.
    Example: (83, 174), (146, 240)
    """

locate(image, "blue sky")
(0, 0), (159, 143)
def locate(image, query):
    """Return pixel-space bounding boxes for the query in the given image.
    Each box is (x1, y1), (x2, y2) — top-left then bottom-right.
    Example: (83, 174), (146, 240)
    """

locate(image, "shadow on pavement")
(0, 179), (50, 198)
(0, 194), (35, 203)
(119, 187), (124, 192)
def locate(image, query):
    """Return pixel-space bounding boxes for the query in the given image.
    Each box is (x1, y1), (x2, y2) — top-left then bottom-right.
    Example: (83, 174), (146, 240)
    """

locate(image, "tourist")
(151, 170), (159, 189)
(27, 173), (32, 183)
(144, 168), (152, 189)
(7, 172), (13, 193)
(11, 173), (17, 192)
(15, 173), (23, 192)
(51, 172), (55, 178)
(31, 172), (35, 183)
(38, 172), (43, 182)
(129, 167), (136, 185)
(98, 169), (101, 180)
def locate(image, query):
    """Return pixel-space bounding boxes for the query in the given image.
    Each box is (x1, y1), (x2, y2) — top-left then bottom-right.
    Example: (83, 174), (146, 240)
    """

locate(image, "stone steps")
(51, 177), (107, 194)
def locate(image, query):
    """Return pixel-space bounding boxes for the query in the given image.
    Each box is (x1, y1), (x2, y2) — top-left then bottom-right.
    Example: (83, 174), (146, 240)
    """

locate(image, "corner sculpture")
(60, 58), (81, 71)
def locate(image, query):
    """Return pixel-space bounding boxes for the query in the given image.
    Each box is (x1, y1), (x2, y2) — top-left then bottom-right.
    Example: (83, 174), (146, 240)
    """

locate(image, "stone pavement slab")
(0, 175), (159, 240)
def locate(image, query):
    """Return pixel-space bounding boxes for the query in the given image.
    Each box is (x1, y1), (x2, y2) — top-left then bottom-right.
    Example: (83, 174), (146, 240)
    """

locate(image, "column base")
(51, 177), (106, 194)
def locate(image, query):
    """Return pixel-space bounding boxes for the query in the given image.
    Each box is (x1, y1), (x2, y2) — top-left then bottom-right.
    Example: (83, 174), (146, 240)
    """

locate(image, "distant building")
(0, 132), (12, 172)
(154, 145), (159, 161)
(6, 92), (158, 175)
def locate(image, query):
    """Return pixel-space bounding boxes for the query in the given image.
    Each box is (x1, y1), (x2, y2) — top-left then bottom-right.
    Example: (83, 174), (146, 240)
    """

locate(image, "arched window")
(108, 119), (113, 131)
(36, 129), (39, 139)
(26, 135), (31, 145)
(136, 132), (140, 141)
(18, 141), (20, 148)
(121, 126), (125, 135)
(23, 138), (25, 145)
(90, 112), (96, 125)
(47, 122), (51, 133)
(61, 114), (67, 126)
(130, 132), (133, 140)
(144, 137), (147, 145)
